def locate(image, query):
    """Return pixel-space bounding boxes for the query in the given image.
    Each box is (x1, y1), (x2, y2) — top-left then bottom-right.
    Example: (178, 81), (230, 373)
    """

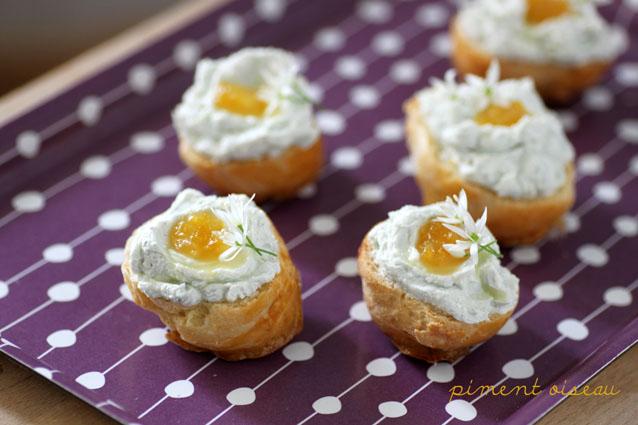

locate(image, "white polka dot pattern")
(604, 287), (632, 306)
(35, 367), (54, 380)
(372, 31), (404, 56)
(429, 33), (451, 57)
(139, 328), (168, 346)
(416, 4), (449, 28)
(357, 0), (392, 24)
(297, 183), (317, 199)
(314, 28), (345, 51)
(43, 244), (73, 263)
(615, 62), (638, 86)
(510, 246), (540, 264)
(577, 244), (609, 267)
(445, 400), (477, 421)
(283, 342), (314, 361)
(119, 284), (133, 301)
(374, 120), (403, 142)
(349, 301), (372, 322)
(77, 96), (103, 126)
(390, 60), (420, 84)
(131, 132), (164, 153)
(583, 87), (613, 111)
(12, 191), (45, 213)
(335, 258), (358, 277)
(378, 401), (407, 418)
(349, 85), (380, 109)
(309, 215), (339, 236)
(366, 357), (396, 377)
(98, 210), (130, 231)
(427, 362), (455, 383)
(165, 380), (195, 398)
(312, 396), (341, 414)
(152, 176), (183, 197)
(128, 64), (155, 95)
(593, 182), (621, 203)
(498, 318), (518, 336)
(335, 56), (366, 80)
(398, 156), (415, 175)
(355, 183), (385, 203)
(558, 111), (579, 132)
(613, 216), (638, 236)
(105, 248), (125, 266)
(173, 40), (201, 70)
(577, 154), (603, 176)
(76, 372), (106, 390)
(557, 319), (589, 341)
(618, 119), (638, 143)
(81, 156), (112, 179)
(502, 359), (534, 379)
(218, 13), (244, 47)
(331, 147), (363, 169)
(534, 282), (563, 302)
(47, 330), (76, 348)
(227, 387), (256, 406)
(317, 110), (345, 135)
(48, 282), (80, 302)
(255, 0), (286, 22)
(16, 131), (41, 158)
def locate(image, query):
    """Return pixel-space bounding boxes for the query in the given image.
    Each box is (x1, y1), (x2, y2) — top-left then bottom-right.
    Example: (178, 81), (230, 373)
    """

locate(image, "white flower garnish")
(427, 61), (501, 100)
(434, 190), (502, 266)
(258, 61), (314, 115)
(466, 60), (500, 97)
(216, 194), (277, 261)
(430, 68), (458, 95)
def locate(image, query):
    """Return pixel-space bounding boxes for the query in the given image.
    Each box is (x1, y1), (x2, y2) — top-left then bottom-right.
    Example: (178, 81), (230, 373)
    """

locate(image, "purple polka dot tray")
(1, 1), (637, 424)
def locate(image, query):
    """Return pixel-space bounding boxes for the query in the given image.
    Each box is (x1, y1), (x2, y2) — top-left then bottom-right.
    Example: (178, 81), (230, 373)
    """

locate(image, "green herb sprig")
(235, 224), (277, 257)
(470, 233), (503, 259)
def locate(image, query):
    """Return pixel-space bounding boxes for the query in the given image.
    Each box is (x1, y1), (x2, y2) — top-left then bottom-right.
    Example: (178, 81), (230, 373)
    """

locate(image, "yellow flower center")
(169, 210), (229, 261)
(475, 101), (528, 127)
(416, 220), (467, 275)
(525, 0), (570, 24)
(214, 81), (268, 117)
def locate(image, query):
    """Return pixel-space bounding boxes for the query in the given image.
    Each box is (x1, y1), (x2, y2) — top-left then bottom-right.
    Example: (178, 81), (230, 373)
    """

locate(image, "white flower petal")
(441, 223), (468, 239)
(462, 212), (476, 236)
(444, 69), (457, 85)
(443, 243), (467, 258)
(477, 208), (488, 229)
(470, 243), (479, 259)
(434, 215), (462, 224)
(457, 189), (468, 211)
(486, 60), (500, 85)
(466, 74), (483, 86)
(433, 189), (502, 262)
(220, 245), (242, 262)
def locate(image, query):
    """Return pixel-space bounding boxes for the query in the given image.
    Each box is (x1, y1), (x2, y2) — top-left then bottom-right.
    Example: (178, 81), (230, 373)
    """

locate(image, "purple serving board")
(1, 0), (637, 424)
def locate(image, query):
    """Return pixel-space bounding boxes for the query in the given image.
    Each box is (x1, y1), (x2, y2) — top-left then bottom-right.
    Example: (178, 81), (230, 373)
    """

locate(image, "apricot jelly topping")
(214, 81), (268, 117)
(475, 101), (528, 127)
(525, 0), (570, 24)
(169, 210), (229, 261)
(416, 220), (467, 275)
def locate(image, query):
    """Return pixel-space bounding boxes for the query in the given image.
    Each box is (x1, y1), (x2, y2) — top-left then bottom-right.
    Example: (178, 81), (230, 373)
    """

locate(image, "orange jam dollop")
(416, 220), (467, 275)
(214, 81), (268, 117)
(169, 210), (229, 262)
(475, 101), (528, 127)
(525, 0), (570, 24)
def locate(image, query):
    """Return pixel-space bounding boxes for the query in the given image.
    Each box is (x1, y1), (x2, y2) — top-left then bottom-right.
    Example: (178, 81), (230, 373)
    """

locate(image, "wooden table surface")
(0, 0), (636, 423)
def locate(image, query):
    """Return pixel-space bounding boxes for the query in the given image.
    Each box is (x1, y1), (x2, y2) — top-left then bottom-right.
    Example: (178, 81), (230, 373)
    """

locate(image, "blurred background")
(0, 0), (181, 96)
